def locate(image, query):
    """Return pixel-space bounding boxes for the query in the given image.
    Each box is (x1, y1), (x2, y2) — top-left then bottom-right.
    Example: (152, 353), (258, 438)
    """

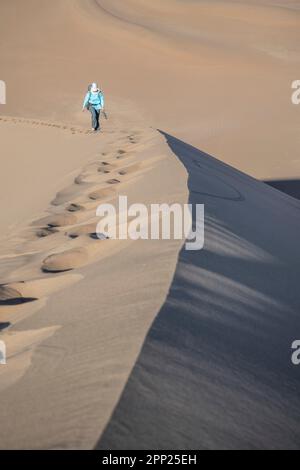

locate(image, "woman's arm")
(100, 93), (105, 109)
(82, 92), (90, 110)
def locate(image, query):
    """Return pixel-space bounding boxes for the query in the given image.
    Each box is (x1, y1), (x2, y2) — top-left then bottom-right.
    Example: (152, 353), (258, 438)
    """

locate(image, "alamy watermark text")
(0, 80), (6, 105)
(95, 196), (205, 251)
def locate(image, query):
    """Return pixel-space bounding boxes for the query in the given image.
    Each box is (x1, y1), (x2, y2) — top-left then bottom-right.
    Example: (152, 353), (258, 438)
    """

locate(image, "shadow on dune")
(0, 298), (37, 306)
(96, 133), (300, 450)
(264, 179), (300, 200)
(0, 323), (10, 332)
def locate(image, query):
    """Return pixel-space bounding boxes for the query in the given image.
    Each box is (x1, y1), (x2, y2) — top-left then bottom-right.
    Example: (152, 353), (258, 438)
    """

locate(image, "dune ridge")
(97, 133), (300, 450)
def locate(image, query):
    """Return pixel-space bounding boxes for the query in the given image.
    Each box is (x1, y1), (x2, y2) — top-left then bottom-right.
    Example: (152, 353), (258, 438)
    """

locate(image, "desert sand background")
(0, 0), (300, 449)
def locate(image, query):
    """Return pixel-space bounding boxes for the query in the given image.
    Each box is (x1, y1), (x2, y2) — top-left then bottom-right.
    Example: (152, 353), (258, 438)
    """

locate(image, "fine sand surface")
(0, 113), (189, 449)
(98, 134), (300, 450)
(0, 0), (300, 450)
(1, 0), (300, 179)
(0, 118), (104, 237)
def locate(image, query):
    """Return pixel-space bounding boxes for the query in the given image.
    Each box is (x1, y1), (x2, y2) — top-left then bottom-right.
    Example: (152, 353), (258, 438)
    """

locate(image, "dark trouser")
(89, 106), (100, 130)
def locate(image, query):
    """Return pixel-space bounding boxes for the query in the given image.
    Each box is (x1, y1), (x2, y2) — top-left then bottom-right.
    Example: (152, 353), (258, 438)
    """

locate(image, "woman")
(82, 83), (104, 131)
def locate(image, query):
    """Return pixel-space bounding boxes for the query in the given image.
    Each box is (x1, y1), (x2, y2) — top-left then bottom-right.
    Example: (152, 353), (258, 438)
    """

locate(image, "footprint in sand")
(74, 174), (88, 185)
(66, 223), (96, 239)
(97, 162), (116, 174)
(107, 179), (121, 185)
(74, 169), (108, 185)
(0, 276), (82, 306)
(33, 213), (77, 228)
(90, 233), (108, 240)
(51, 184), (87, 206)
(42, 248), (88, 273)
(0, 283), (37, 305)
(116, 150), (128, 160)
(66, 224), (108, 241)
(88, 187), (115, 201)
(42, 231), (110, 272)
(118, 163), (142, 177)
(66, 203), (85, 213)
(36, 227), (59, 238)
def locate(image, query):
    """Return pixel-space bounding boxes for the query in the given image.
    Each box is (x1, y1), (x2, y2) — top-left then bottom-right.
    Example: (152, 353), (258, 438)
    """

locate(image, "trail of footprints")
(0, 128), (154, 305)
(0, 115), (100, 135)
(0, 115), (151, 138)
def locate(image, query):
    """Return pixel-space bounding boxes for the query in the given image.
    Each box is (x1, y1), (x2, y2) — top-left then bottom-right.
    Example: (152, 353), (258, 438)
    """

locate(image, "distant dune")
(1, 0), (300, 179)
(0, 0), (300, 450)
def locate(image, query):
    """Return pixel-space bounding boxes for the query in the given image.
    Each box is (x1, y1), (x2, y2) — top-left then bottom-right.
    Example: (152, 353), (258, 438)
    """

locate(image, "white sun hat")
(91, 82), (99, 92)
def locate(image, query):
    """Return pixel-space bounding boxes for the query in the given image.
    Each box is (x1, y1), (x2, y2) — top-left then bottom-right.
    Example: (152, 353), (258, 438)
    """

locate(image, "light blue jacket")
(83, 91), (104, 111)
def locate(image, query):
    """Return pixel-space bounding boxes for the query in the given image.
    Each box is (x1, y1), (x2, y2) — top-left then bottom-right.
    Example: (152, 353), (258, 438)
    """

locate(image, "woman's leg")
(89, 106), (98, 130)
(96, 110), (100, 130)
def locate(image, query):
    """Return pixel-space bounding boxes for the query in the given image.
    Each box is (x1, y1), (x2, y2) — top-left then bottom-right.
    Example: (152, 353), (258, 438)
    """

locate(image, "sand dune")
(1, 0), (300, 178)
(0, 0), (300, 450)
(97, 134), (300, 450)
(0, 111), (187, 448)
